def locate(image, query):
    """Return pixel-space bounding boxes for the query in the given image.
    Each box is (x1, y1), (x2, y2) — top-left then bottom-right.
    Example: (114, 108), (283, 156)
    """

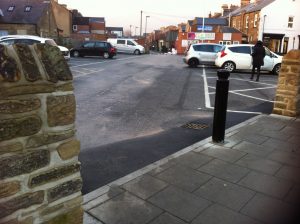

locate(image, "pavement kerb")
(82, 114), (266, 205)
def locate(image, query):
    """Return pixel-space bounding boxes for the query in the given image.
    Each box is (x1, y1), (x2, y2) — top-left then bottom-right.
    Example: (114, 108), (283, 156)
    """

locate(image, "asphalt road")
(69, 53), (278, 194)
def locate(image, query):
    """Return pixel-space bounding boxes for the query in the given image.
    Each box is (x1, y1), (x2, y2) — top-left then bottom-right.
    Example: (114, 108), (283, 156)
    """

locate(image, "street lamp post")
(135, 26), (139, 36)
(130, 25), (132, 37)
(145, 16), (150, 37)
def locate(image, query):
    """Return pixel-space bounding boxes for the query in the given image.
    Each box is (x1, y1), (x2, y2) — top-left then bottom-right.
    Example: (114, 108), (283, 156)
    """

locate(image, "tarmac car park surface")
(68, 53), (279, 193)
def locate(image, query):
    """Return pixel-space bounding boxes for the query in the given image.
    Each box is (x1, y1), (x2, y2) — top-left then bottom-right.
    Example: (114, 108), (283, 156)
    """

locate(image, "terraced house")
(229, 0), (300, 54)
(0, 0), (72, 38)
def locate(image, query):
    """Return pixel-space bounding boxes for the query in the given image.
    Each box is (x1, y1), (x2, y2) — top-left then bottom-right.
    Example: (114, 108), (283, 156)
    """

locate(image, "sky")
(58, 0), (242, 34)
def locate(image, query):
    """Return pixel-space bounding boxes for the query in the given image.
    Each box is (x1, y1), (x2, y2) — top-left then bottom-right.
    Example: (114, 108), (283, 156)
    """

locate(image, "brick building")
(176, 17), (242, 54)
(0, 0), (71, 39)
(72, 16), (106, 41)
(228, 0), (300, 54)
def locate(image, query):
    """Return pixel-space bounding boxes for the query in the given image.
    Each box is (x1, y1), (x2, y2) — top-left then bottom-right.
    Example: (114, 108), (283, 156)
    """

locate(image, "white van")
(107, 38), (145, 55)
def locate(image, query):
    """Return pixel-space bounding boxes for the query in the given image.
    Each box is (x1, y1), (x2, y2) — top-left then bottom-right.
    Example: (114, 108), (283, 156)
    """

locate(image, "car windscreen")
(45, 39), (58, 46)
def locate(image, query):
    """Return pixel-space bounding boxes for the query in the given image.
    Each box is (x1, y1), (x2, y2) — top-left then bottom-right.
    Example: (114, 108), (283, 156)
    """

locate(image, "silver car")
(183, 43), (222, 67)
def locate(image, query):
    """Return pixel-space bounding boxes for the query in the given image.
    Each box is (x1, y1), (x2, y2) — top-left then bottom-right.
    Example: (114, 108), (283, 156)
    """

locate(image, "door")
(82, 42), (95, 56)
(228, 46), (252, 69)
(261, 47), (274, 72)
(126, 40), (136, 53)
(116, 39), (126, 53)
(95, 41), (106, 56)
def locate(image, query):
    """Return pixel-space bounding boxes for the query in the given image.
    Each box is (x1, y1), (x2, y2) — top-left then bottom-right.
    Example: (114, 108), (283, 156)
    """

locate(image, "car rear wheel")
(272, 64), (281, 75)
(103, 52), (109, 59)
(73, 51), (80, 57)
(222, 61), (236, 72)
(134, 49), (140, 55)
(188, 58), (199, 68)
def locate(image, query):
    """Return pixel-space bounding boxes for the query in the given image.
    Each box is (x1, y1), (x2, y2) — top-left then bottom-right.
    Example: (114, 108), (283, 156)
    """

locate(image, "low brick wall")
(273, 50), (300, 117)
(0, 44), (83, 223)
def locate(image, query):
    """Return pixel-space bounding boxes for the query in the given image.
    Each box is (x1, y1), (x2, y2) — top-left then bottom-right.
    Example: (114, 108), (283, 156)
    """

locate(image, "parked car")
(107, 38), (145, 55)
(70, 41), (116, 59)
(0, 35), (70, 60)
(215, 44), (282, 75)
(183, 43), (223, 67)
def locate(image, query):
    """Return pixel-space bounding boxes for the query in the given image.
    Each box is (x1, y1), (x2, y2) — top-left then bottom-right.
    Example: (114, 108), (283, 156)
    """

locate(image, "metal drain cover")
(182, 122), (209, 130)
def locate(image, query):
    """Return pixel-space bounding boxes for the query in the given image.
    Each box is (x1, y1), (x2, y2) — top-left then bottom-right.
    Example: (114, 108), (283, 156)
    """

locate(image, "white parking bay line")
(230, 91), (274, 103)
(73, 69), (104, 78)
(202, 67), (212, 108)
(232, 86), (276, 93)
(70, 55), (145, 68)
(230, 78), (277, 87)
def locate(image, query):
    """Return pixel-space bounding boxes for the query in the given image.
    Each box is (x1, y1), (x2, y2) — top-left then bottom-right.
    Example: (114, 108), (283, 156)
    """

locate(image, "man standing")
(250, 40), (266, 81)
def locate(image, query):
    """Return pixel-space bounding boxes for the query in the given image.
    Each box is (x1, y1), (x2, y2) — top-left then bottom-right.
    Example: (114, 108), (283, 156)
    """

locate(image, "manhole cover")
(182, 122), (209, 130)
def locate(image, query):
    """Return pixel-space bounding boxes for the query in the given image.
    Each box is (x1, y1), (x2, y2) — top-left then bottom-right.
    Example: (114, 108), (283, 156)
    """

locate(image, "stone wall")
(273, 50), (300, 117)
(0, 44), (83, 223)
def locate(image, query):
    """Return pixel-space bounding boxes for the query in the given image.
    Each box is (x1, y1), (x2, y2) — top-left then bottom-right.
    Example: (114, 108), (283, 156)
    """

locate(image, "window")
(233, 41), (239, 44)
(117, 39), (125, 44)
(193, 44), (215, 52)
(245, 15), (249, 28)
(83, 42), (95, 48)
(254, 14), (258, 27)
(127, 40), (135, 46)
(95, 42), (106, 47)
(288, 16), (294, 28)
(24, 6), (32, 12)
(213, 45), (222, 52)
(219, 41), (231, 45)
(73, 25), (77, 31)
(233, 20), (236, 28)
(229, 46), (251, 54)
(16, 39), (39, 45)
(7, 6), (15, 12)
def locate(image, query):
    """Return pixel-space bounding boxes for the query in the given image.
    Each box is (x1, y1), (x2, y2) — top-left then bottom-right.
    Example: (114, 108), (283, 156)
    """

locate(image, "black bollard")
(212, 69), (230, 143)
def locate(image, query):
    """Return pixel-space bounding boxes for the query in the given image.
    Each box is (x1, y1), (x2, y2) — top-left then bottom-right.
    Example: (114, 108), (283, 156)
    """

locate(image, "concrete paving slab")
(122, 174), (168, 199)
(200, 145), (246, 163)
(260, 129), (292, 141)
(262, 138), (300, 153)
(233, 132), (269, 145)
(235, 154), (282, 175)
(233, 141), (274, 157)
(148, 212), (188, 224)
(83, 185), (124, 211)
(89, 192), (162, 224)
(275, 165), (300, 184)
(192, 204), (261, 224)
(241, 193), (298, 224)
(268, 150), (300, 167)
(148, 186), (211, 222)
(284, 184), (300, 205)
(156, 165), (211, 192)
(83, 212), (103, 224)
(198, 159), (249, 183)
(194, 177), (255, 211)
(172, 152), (213, 169)
(147, 160), (176, 176)
(238, 171), (293, 199)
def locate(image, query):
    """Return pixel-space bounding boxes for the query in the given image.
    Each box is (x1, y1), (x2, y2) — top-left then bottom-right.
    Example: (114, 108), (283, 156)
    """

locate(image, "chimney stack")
(241, 0), (251, 7)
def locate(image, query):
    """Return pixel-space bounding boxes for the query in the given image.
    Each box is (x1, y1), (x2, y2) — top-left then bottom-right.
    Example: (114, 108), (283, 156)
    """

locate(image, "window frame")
(24, 6), (32, 12)
(254, 14), (258, 28)
(288, 16), (294, 28)
(245, 15), (249, 29)
(7, 6), (15, 12)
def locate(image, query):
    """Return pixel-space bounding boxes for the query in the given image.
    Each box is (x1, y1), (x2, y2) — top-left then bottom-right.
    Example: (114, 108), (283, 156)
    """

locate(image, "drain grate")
(182, 122), (209, 130)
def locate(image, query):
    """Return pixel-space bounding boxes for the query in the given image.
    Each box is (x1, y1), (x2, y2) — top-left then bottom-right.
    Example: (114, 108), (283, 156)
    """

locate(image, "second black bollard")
(212, 69), (230, 143)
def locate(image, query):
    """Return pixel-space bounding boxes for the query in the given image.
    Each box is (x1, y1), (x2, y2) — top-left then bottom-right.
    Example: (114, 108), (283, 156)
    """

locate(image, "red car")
(71, 41), (117, 59)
